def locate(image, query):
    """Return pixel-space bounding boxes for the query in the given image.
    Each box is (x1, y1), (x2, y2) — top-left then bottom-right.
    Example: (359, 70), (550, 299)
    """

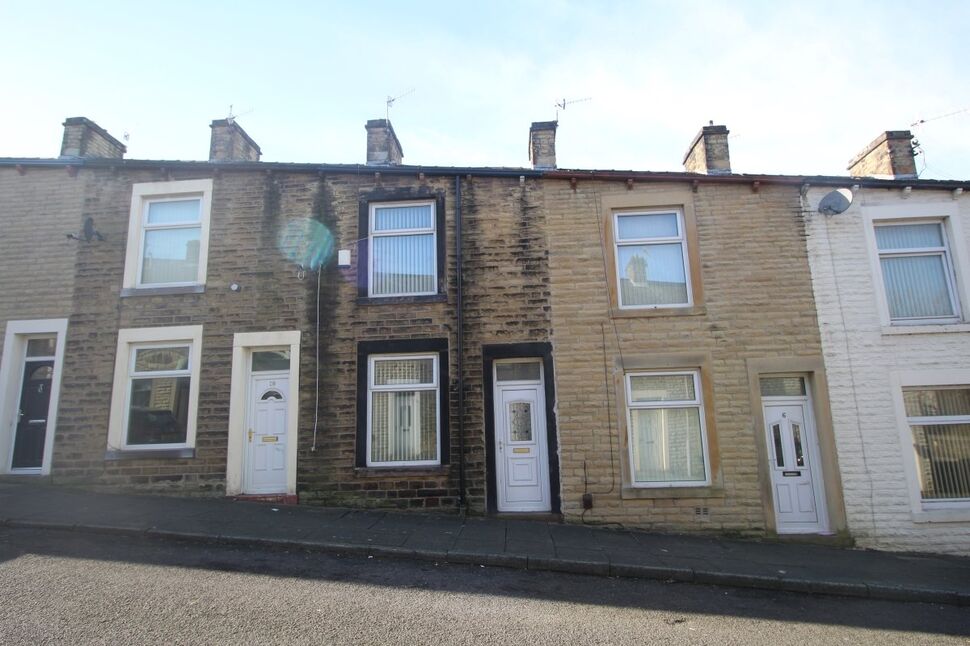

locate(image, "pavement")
(1, 481), (968, 606)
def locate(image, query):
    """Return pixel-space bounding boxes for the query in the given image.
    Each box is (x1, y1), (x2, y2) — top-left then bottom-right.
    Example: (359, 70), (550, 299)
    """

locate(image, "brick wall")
(804, 186), (970, 555)
(544, 180), (826, 534)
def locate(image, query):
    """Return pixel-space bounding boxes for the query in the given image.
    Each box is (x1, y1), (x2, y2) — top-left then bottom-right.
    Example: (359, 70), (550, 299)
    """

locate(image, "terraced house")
(0, 115), (967, 555)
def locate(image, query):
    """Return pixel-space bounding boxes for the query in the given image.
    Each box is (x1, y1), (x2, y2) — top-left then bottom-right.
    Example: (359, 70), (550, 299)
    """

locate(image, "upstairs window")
(614, 210), (691, 308)
(874, 220), (960, 323)
(369, 201), (437, 297)
(124, 179), (213, 290)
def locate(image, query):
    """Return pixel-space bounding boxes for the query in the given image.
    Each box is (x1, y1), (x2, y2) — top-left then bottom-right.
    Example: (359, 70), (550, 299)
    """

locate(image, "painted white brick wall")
(804, 186), (970, 555)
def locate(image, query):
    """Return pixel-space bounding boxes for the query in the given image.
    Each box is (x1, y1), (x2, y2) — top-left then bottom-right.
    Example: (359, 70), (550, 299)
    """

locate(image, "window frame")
(873, 218), (962, 325)
(367, 200), (438, 298)
(107, 326), (203, 455)
(624, 369), (712, 488)
(365, 352), (441, 467)
(613, 208), (693, 310)
(901, 385), (970, 510)
(123, 179), (213, 291)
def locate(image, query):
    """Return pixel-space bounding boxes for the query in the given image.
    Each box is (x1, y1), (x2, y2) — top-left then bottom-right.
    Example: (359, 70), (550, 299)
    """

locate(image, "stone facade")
(804, 185), (970, 555)
(682, 124), (731, 175)
(543, 177), (842, 535)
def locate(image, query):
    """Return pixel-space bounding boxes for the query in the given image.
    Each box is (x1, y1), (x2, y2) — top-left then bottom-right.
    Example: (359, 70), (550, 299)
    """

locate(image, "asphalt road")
(0, 528), (967, 645)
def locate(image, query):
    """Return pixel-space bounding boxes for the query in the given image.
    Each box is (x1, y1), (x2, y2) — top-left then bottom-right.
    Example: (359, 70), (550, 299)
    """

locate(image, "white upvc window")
(368, 201), (437, 297)
(123, 179), (213, 289)
(625, 370), (711, 487)
(613, 209), (691, 309)
(366, 353), (440, 466)
(107, 326), (203, 452)
(903, 386), (970, 509)
(874, 219), (961, 324)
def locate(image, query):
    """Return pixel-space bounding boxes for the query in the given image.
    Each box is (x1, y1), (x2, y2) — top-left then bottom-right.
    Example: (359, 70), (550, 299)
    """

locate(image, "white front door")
(494, 361), (551, 512)
(762, 399), (827, 534)
(244, 373), (289, 494)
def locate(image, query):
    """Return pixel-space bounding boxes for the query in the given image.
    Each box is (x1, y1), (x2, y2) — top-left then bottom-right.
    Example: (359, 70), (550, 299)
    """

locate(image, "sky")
(1, 1), (968, 179)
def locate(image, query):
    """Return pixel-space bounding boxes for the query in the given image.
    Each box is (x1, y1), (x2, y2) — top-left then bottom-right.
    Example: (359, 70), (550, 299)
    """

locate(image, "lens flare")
(277, 218), (335, 271)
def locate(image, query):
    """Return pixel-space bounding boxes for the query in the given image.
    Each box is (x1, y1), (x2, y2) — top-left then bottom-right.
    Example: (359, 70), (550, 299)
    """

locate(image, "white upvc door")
(762, 398), (829, 534)
(494, 361), (550, 512)
(244, 373), (289, 494)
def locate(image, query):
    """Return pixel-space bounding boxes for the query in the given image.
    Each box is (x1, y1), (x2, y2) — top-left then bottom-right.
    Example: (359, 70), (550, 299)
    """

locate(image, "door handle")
(248, 429), (254, 442)
(498, 439), (504, 452)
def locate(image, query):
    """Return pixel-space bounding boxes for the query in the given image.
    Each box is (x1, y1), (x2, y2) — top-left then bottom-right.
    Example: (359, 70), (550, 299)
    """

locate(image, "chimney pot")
(365, 119), (404, 165)
(683, 123), (731, 175)
(209, 118), (261, 162)
(847, 130), (917, 179)
(529, 121), (558, 169)
(60, 117), (126, 159)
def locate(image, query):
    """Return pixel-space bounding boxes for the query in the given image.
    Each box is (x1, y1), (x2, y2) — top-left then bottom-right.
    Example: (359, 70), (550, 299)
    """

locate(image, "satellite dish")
(817, 188), (853, 215)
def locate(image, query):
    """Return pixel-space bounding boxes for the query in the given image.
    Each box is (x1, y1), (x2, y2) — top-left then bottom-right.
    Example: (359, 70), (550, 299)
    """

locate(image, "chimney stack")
(529, 121), (558, 169)
(365, 119), (403, 165)
(209, 118), (261, 162)
(847, 131), (917, 179)
(60, 117), (126, 159)
(683, 122), (731, 175)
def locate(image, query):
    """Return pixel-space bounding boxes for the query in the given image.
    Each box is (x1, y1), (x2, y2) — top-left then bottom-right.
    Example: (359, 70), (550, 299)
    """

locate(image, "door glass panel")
(26, 338), (56, 357)
(496, 362), (541, 382)
(772, 423), (785, 467)
(252, 350), (290, 372)
(29, 365), (53, 380)
(792, 422), (805, 467)
(509, 401), (533, 442)
(760, 377), (806, 397)
(260, 389), (284, 401)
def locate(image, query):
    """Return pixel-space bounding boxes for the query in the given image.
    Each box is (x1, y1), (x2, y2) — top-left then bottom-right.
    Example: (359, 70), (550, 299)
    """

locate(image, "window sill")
(612, 305), (706, 319)
(621, 484), (724, 499)
(882, 323), (970, 336)
(104, 448), (196, 461)
(355, 465), (449, 478)
(911, 507), (970, 523)
(120, 285), (205, 298)
(357, 294), (448, 306)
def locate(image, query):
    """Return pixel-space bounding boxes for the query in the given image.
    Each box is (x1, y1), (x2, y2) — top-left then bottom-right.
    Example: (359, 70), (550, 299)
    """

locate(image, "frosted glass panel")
(875, 223), (943, 250)
(760, 377), (806, 397)
(147, 199), (200, 225)
(374, 204), (433, 231)
(509, 402), (533, 441)
(617, 243), (688, 306)
(880, 255), (954, 318)
(370, 390), (437, 463)
(372, 234), (435, 295)
(630, 374), (694, 402)
(630, 407), (706, 483)
(252, 350), (290, 371)
(496, 362), (541, 382)
(373, 358), (434, 386)
(142, 228), (201, 284)
(616, 213), (678, 240)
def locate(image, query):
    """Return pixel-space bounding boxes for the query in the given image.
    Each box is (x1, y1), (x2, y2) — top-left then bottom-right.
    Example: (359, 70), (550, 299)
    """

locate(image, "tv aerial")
(386, 88), (415, 121)
(555, 96), (591, 120)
